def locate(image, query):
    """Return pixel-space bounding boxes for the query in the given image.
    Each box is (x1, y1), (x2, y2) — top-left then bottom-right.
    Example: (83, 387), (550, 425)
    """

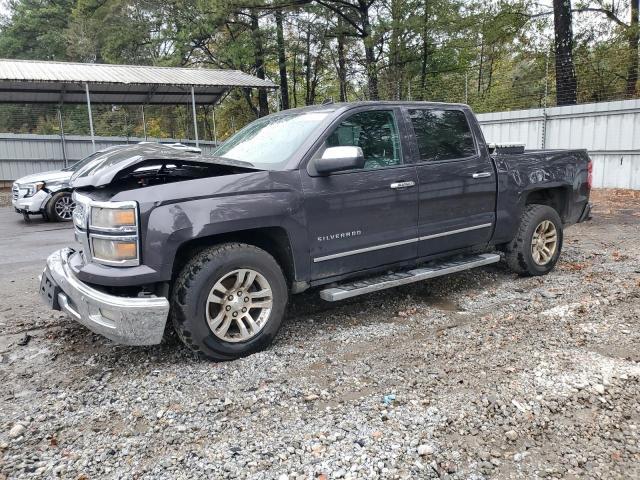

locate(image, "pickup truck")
(39, 102), (592, 360)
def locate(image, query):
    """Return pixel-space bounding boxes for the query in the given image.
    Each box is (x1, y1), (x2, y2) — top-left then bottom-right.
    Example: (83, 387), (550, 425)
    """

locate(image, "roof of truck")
(271, 100), (471, 116)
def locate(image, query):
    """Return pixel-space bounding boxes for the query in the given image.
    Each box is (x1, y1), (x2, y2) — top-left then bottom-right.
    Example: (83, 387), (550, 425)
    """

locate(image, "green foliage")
(0, 0), (638, 136)
(0, 0), (75, 59)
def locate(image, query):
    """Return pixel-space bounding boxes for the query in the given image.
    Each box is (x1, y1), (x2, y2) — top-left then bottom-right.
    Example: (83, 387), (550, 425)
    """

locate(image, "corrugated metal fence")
(0, 134), (218, 181)
(477, 99), (640, 190)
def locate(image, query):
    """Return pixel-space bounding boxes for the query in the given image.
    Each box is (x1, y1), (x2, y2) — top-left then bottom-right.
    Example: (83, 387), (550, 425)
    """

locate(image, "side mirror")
(315, 146), (365, 174)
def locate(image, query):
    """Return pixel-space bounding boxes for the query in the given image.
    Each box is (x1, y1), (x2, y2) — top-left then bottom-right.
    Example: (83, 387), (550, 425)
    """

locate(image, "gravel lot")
(1, 189), (639, 479)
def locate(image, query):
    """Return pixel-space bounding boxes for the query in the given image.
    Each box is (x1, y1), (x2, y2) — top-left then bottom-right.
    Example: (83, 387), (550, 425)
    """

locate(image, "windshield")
(213, 111), (329, 169)
(63, 150), (110, 172)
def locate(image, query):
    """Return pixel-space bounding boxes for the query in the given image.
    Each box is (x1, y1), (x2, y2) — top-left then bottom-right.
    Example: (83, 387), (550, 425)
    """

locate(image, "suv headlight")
(24, 181), (45, 197)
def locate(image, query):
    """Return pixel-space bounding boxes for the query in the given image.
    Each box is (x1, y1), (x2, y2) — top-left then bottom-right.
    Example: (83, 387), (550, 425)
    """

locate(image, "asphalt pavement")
(0, 207), (73, 279)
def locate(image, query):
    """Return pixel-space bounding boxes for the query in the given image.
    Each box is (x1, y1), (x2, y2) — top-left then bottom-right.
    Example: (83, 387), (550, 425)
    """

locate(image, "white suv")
(12, 143), (202, 222)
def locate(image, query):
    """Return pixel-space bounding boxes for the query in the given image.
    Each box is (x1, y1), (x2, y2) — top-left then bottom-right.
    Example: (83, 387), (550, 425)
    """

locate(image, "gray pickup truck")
(39, 101), (592, 360)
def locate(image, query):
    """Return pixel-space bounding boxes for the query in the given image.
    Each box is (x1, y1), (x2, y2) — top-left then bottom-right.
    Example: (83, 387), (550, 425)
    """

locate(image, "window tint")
(326, 110), (402, 169)
(408, 109), (476, 162)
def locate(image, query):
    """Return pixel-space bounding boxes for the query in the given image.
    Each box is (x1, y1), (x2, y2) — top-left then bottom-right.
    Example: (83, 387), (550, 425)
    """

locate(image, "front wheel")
(46, 191), (75, 222)
(505, 204), (563, 276)
(171, 243), (288, 360)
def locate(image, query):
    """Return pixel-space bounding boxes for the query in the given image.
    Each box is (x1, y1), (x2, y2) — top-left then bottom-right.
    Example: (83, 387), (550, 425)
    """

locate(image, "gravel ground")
(0, 189), (639, 479)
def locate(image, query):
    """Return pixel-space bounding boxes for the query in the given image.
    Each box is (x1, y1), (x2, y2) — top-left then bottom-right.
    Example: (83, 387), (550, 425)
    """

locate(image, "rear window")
(408, 109), (476, 162)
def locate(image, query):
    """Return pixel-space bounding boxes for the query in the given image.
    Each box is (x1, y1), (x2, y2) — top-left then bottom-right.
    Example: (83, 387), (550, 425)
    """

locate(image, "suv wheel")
(46, 191), (75, 222)
(505, 204), (563, 276)
(171, 243), (288, 360)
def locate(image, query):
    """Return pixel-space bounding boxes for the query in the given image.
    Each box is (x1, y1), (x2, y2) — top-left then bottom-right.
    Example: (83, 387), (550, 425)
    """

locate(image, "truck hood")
(69, 143), (255, 188)
(15, 169), (72, 186)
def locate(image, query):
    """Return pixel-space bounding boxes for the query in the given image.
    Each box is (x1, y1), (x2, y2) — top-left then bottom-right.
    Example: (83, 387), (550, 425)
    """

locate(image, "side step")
(319, 253), (501, 301)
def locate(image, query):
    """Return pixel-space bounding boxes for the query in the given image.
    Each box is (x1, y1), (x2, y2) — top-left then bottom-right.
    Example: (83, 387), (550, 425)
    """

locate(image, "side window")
(408, 109), (476, 162)
(326, 110), (402, 169)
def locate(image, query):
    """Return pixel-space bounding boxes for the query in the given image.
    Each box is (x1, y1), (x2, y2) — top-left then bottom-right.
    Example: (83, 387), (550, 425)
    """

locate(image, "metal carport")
(0, 58), (277, 151)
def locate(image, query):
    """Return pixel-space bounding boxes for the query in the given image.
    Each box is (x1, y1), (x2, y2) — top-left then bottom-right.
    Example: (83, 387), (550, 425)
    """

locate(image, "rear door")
(301, 107), (419, 280)
(403, 107), (496, 257)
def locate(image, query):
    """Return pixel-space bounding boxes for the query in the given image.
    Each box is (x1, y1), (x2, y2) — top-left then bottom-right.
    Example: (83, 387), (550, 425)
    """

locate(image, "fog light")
(99, 308), (121, 322)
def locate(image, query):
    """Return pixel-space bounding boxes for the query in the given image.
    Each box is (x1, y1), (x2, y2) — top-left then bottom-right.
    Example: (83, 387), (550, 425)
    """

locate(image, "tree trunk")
(359, 2), (378, 100)
(250, 12), (269, 117)
(419, 0), (429, 99)
(242, 88), (259, 117)
(553, 0), (578, 105)
(274, 8), (290, 110)
(626, 0), (639, 96)
(304, 25), (312, 105)
(292, 48), (298, 107)
(389, 0), (402, 99)
(337, 17), (348, 102)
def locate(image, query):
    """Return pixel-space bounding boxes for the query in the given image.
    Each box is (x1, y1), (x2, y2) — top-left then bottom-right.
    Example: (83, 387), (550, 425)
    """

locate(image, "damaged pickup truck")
(39, 102), (592, 360)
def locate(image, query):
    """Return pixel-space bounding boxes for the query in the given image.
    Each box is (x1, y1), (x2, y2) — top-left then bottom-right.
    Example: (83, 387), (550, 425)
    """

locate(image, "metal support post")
(141, 105), (147, 140)
(191, 86), (199, 147)
(212, 107), (218, 145)
(85, 83), (96, 151)
(57, 105), (68, 168)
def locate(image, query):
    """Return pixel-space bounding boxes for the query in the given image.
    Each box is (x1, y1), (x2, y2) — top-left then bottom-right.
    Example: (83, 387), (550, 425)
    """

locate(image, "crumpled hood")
(70, 143), (204, 188)
(15, 170), (72, 185)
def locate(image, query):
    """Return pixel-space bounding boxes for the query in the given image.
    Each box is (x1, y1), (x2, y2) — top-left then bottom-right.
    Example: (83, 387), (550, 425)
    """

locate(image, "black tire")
(171, 243), (288, 360)
(504, 204), (563, 276)
(45, 191), (75, 222)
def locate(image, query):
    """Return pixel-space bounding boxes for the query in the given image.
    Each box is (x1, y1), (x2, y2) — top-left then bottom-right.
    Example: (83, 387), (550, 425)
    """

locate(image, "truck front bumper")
(40, 248), (170, 345)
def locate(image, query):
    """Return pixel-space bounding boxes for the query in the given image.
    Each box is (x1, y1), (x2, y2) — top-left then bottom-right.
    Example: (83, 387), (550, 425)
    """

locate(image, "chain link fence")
(0, 103), (226, 142)
(377, 53), (640, 113)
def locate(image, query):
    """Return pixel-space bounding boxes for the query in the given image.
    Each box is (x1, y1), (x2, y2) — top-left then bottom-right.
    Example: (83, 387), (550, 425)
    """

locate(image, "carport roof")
(0, 58), (277, 105)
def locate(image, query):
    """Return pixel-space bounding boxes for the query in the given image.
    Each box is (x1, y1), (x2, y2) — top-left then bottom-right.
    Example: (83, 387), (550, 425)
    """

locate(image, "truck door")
(301, 108), (419, 281)
(402, 107), (496, 258)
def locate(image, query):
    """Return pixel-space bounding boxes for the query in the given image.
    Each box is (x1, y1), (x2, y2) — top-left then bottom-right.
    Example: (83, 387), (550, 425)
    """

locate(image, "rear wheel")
(171, 243), (288, 360)
(46, 191), (75, 222)
(505, 204), (563, 276)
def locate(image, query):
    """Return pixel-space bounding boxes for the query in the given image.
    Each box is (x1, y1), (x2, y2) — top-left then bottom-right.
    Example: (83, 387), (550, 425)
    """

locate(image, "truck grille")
(12, 184), (19, 201)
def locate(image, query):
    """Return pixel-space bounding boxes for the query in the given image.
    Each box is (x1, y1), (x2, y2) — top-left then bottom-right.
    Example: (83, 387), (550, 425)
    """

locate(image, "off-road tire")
(505, 204), (563, 276)
(171, 243), (288, 361)
(45, 191), (74, 222)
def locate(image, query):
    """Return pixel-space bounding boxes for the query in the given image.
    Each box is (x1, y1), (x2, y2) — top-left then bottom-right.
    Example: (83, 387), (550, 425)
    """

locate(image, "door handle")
(471, 172), (492, 179)
(390, 181), (416, 189)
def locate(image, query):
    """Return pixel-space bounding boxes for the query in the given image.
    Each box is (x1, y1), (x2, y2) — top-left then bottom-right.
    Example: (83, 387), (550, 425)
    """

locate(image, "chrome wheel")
(531, 220), (557, 265)
(54, 195), (75, 220)
(206, 268), (273, 343)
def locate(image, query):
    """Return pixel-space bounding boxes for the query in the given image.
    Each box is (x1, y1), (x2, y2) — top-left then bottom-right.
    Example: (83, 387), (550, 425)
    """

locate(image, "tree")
(628, 0), (639, 95)
(274, 8), (291, 109)
(315, 0), (380, 99)
(0, 0), (74, 60)
(553, 0), (578, 105)
(573, 0), (639, 96)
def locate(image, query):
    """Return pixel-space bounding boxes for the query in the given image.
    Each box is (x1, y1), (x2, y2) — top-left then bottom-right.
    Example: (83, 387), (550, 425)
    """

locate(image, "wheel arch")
(523, 186), (571, 222)
(171, 227), (301, 291)
(43, 187), (72, 207)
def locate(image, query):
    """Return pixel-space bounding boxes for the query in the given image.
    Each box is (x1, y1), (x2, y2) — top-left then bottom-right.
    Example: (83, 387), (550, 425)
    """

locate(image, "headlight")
(91, 236), (138, 265)
(24, 182), (44, 197)
(91, 206), (137, 231)
(76, 198), (141, 267)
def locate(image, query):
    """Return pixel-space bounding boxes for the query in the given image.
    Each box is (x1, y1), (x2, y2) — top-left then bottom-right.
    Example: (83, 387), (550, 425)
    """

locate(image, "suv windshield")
(213, 111), (329, 170)
(63, 150), (111, 172)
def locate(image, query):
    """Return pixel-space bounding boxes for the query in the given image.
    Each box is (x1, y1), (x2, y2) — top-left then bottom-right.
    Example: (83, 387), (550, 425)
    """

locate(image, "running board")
(319, 253), (501, 302)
